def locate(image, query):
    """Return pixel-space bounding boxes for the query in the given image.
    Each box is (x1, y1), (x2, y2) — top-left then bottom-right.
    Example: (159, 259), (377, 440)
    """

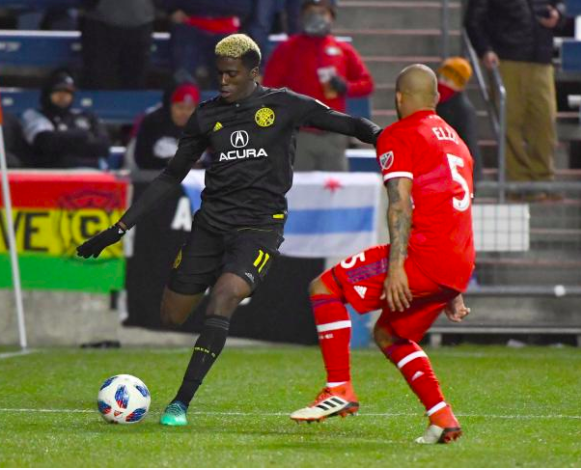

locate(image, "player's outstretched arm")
(76, 112), (208, 259)
(384, 177), (413, 312)
(306, 108), (381, 145)
(76, 224), (126, 259)
(289, 90), (381, 145)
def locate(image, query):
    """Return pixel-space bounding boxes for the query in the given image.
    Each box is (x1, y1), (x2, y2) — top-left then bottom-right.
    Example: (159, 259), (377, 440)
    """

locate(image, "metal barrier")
(462, 29), (508, 202)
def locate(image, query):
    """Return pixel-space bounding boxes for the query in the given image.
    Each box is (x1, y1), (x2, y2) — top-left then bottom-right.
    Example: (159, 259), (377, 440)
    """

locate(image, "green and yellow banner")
(0, 171), (128, 292)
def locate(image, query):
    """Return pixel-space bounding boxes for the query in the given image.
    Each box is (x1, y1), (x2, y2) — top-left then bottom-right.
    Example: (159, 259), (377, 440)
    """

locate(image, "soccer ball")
(97, 374), (151, 424)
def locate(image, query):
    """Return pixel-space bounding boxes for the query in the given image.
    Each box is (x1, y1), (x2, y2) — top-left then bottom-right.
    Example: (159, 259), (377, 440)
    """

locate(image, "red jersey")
(262, 34), (374, 113)
(376, 110), (475, 292)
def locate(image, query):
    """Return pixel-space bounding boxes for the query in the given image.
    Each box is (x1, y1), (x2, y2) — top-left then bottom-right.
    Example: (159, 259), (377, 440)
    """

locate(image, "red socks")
(382, 339), (447, 416)
(311, 294), (352, 385)
(311, 292), (447, 417)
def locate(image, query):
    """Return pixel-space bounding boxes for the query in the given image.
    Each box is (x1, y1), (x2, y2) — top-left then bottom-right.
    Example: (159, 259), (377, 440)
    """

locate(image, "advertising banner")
(0, 171), (128, 292)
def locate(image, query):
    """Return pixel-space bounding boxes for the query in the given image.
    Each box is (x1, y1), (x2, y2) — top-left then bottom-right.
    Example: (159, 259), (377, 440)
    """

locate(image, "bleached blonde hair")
(215, 34), (262, 66)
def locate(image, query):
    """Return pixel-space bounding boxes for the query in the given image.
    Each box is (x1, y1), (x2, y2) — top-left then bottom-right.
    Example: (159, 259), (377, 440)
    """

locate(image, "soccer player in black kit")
(77, 34), (381, 426)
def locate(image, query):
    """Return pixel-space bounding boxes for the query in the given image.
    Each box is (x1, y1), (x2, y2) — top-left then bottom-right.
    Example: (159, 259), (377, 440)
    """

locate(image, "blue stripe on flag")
(182, 185), (202, 213)
(285, 207), (374, 235)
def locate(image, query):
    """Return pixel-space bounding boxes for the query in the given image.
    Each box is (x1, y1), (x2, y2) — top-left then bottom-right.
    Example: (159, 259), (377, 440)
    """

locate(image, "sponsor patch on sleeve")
(379, 151), (394, 170)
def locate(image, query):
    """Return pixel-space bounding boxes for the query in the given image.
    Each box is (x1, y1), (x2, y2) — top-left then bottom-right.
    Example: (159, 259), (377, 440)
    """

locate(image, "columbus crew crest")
(255, 107), (275, 127)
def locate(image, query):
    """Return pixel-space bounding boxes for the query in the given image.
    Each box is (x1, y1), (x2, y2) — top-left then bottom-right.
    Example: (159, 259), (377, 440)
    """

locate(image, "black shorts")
(168, 215), (284, 295)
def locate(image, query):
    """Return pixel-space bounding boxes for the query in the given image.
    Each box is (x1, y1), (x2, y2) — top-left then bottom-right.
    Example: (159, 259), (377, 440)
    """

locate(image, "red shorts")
(320, 245), (459, 343)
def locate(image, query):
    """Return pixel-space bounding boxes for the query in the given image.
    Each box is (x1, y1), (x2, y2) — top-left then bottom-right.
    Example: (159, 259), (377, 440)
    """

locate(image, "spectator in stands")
(134, 83), (200, 169)
(436, 57), (483, 183)
(465, 0), (566, 199)
(263, 0), (374, 171)
(163, 0), (253, 88)
(81, 0), (157, 89)
(21, 70), (110, 169)
(40, 7), (78, 30)
(2, 112), (31, 168)
(16, 6), (78, 30)
(246, 0), (302, 58)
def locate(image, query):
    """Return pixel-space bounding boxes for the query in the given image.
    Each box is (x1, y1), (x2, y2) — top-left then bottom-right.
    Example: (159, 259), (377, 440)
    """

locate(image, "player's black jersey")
(121, 85), (380, 231)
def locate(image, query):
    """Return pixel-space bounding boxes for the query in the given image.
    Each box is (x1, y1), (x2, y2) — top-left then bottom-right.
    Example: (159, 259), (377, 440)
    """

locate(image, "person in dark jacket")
(464, 0), (566, 192)
(134, 83), (200, 169)
(21, 70), (111, 168)
(81, 0), (157, 89)
(436, 57), (483, 183)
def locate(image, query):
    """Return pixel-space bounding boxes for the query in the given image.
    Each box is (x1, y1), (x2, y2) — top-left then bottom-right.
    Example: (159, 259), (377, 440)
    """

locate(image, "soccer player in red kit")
(290, 64), (475, 444)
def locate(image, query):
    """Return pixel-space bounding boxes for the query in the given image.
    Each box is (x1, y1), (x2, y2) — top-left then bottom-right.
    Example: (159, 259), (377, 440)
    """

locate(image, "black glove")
(329, 75), (348, 95)
(76, 224), (126, 259)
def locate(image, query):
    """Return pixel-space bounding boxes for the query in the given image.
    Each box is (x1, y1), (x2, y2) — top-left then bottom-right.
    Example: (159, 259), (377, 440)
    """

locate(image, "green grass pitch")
(1, 345), (580, 467)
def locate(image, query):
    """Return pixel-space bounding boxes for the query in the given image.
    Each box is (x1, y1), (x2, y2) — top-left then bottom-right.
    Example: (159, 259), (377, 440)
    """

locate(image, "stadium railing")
(462, 29), (508, 202)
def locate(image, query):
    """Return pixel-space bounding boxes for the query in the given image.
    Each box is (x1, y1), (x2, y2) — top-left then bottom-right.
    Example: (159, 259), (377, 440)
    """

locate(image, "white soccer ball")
(97, 374), (151, 424)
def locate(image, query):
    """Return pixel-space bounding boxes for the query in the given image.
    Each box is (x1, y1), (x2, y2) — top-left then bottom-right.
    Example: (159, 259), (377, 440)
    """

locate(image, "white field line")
(0, 408), (580, 420)
(0, 349), (35, 360)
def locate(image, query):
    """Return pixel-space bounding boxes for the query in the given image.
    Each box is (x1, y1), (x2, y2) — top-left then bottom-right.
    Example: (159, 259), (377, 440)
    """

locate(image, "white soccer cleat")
(290, 383), (359, 423)
(415, 405), (462, 444)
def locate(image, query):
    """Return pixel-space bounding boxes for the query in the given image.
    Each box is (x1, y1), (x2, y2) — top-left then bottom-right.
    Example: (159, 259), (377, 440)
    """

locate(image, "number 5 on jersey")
(447, 154), (472, 212)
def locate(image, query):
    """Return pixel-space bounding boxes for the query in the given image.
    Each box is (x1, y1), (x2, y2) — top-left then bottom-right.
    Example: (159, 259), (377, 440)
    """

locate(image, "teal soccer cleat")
(160, 401), (188, 426)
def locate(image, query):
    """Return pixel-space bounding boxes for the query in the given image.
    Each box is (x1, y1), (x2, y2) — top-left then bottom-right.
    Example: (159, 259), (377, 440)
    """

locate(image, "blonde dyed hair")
(215, 34), (262, 63)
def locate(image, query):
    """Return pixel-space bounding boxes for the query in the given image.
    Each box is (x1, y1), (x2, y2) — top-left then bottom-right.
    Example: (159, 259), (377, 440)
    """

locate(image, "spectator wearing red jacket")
(263, 0), (374, 171)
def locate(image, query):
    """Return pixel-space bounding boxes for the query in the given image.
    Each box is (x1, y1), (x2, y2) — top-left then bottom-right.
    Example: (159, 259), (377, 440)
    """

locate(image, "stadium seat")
(0, 0), (78, 8)
(0, 89), (212, 123)
(0, 88), (371, 123)
(566, 0), (581, 16)
(0, 31), (352, 71)
(0, 31), (172, 68)
(561, 40), (581, 72)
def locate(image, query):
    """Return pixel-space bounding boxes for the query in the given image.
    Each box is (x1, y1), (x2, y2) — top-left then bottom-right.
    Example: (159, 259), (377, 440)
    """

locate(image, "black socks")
(173, 315), (230, 407)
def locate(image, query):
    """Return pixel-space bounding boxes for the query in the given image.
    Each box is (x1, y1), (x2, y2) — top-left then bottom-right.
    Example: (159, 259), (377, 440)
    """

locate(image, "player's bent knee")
(207, 273), (252, 317)
(212, 279), (249, 304)
(309, 275), (332, 297)
(160, 288), (204, 327)
(373, 323), (396, 349)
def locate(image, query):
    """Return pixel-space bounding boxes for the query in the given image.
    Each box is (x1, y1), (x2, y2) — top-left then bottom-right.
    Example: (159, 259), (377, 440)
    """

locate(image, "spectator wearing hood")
(134, 83), (200, 169)
(21, 70), (111, 168)
(436, 57), (483, 183)
(262, 0), (374, 171)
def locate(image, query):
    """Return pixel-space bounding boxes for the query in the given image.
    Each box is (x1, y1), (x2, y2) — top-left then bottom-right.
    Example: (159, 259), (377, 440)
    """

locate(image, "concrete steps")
(336, 1), (462, 30)
(475, 257), (581, 286)
(336, 29), (462, 56)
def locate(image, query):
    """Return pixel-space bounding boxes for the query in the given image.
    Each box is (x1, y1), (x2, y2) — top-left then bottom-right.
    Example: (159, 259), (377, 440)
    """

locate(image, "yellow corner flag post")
(0, 90), (28, 350)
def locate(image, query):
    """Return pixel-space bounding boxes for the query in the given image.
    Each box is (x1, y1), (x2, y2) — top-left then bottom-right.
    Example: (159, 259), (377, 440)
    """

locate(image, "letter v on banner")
(0, 89), (28, 350)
